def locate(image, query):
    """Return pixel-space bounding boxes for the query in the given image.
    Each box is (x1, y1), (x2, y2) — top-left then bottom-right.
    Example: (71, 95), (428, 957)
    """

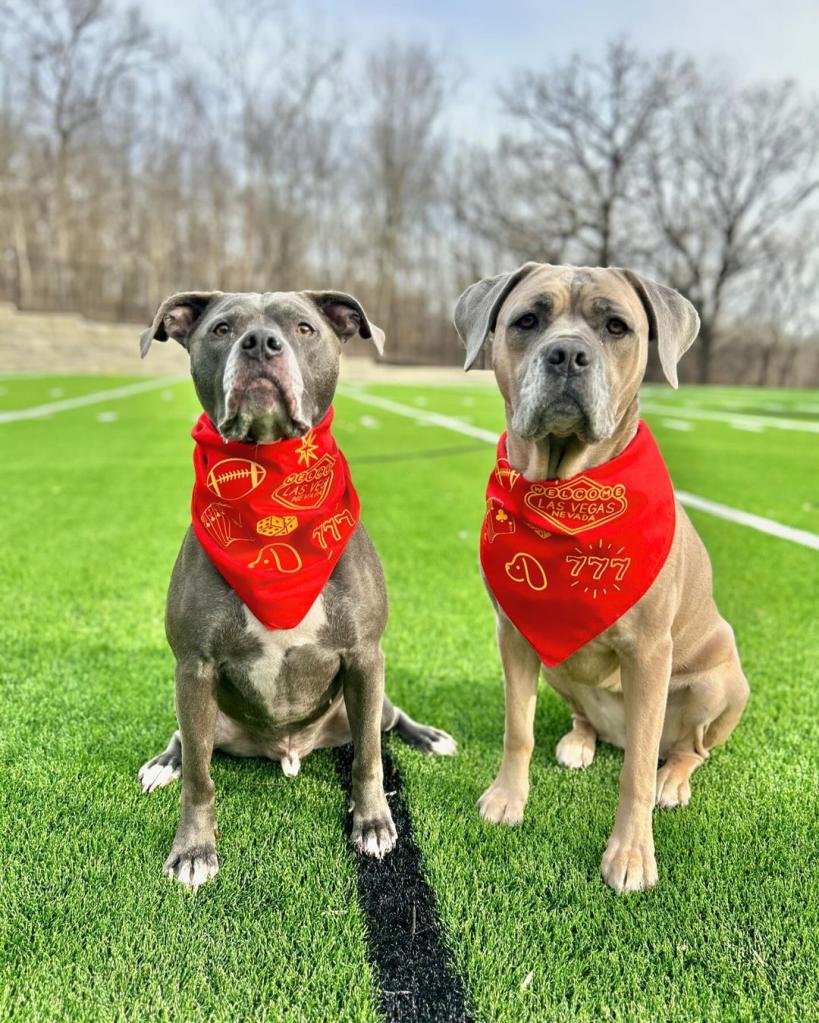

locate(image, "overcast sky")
(138, 0), (819, 127)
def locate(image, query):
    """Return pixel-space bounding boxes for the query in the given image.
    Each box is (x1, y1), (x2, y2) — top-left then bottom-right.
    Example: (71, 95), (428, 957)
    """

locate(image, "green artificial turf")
(1, 375), (817, 1022)
(0, 374), (155, 411)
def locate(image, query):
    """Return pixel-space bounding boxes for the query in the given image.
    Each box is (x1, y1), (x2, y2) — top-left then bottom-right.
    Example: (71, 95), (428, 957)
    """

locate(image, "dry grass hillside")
(0, 303), (188, 375)
(0, 302), (483, 384)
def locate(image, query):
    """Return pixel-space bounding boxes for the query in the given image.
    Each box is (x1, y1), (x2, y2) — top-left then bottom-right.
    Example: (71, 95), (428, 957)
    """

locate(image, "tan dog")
(454, 263), (749, 893)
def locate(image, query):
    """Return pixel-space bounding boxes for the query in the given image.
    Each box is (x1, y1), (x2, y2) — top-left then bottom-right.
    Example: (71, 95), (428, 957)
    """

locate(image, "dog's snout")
(544, 338), (592, 374)
(239, 329), (283, 360)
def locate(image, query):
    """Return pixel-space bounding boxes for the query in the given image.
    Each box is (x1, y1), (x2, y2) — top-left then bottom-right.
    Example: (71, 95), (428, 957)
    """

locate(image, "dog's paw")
(138, 754), (182, 794)
(350, 804), (397, 859)
(409, 724), (458, 757)
(396, 717), (458, 756)
(477, 781), (527, 826)
(280, 753), (301, 777)
(655, 760), (693, 809)
(601, 832), (658, 893)
(555, 730), (596, 769)
(163, 844), (219, 890)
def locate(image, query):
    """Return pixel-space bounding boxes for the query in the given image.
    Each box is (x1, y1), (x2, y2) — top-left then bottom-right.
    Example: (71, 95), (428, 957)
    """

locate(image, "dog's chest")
(548, 637), (621, 688)
(225, 597), (341, 721)
(544, 635), (630, 747)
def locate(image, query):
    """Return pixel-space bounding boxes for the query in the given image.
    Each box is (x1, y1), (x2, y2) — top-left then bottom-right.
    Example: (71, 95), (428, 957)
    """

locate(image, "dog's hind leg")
(655, 748), (704, 809)
(138, 730), (182, 794)
(383, 696), (457, 757)
(703, 660), (749, 750)
(656, 654), (749, 809)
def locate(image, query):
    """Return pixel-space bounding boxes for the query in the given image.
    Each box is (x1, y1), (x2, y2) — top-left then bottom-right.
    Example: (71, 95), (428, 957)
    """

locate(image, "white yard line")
(640, 402), (819, 434)
(338, 385), (819, 552)
(339, 386), (498, 443)
(0, 376), (186, 424)
(674, 492), (819, 551)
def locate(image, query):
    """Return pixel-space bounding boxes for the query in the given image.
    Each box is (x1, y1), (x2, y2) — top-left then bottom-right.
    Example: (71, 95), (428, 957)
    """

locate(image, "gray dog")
(139, 289), (455, 889)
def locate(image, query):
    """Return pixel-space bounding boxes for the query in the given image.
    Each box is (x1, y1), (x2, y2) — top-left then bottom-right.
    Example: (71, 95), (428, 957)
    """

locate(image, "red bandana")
(191, 407), (359, 630)
(480, 421), (675, 667)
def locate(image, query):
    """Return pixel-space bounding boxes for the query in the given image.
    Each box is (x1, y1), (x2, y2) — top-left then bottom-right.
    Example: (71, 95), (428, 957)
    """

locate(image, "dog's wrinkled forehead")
(194, 292), (320, 333)
(496, 266), (650, 335)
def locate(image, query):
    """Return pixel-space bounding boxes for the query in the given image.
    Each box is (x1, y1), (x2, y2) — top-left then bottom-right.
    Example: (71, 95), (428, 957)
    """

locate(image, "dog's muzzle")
(512, 336), (613, 442)
(220, 333), (308, 441)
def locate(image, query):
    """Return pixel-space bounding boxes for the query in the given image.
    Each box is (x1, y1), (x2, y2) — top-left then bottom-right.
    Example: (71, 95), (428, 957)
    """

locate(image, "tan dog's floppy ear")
(454, 263), (540, 370)
(620, 271), (700, 389)
(305, 291), (385, 355)
(140, 291), (223, 358)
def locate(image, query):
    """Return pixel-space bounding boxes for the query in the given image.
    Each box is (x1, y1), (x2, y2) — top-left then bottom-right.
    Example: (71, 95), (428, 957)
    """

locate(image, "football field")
(1, 373), (817, 1022)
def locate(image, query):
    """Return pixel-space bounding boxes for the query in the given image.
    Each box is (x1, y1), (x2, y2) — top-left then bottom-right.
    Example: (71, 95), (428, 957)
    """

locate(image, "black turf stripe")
(335, 744), (472, 1023)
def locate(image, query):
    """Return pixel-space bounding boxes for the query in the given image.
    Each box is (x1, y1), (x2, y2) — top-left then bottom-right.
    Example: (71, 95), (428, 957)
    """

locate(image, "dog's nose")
(239, 330), (283, 360)
(544, 339), (592, 375)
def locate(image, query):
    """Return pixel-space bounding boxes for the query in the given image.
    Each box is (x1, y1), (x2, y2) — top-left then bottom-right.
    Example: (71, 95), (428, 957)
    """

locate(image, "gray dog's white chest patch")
(242, 596), (328, 697)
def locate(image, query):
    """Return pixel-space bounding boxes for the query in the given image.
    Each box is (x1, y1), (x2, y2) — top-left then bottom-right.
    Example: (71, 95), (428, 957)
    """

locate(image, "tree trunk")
(757, 343), (775, 386)
(11, 208), (33, 307)
(696, 322), (713, 384)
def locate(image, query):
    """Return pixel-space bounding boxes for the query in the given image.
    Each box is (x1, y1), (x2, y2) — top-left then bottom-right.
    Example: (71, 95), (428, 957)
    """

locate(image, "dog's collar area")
(501, 420), (644, 487)
(482, 419), (676, 666)
(190, 405), (360, 631)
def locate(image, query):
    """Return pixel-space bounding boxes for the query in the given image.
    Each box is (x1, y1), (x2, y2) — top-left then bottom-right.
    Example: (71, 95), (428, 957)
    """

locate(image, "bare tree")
(357, 41), (448, 350)
(0, 2), (817, 379)
(195, 0), (346, 290)
(464, 41), (691, 268)
(646, 78), (819, 382)
(0, 0), (159, 299)
(743, 227), (819, 385)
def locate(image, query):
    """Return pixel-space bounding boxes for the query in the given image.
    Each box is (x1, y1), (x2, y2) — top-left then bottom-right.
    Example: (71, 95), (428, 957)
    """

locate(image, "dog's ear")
(619, 270), (700, 389)
(140, 291), (224, 358)
(454, 263), (540, 370)
(305, 291), (385, 355)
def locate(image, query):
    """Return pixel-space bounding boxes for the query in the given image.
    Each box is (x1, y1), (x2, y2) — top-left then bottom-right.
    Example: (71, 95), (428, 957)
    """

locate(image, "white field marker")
(0, 376), (186, 424)
(339, 387), (498, 444)
(674, 492), (819, 551)
(640, 402), (819, 435)
(338, 386), (819, 552)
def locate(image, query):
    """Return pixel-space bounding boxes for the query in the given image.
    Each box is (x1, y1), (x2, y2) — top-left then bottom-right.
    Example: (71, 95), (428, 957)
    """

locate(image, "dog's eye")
(213, 322), (230, 337)
(513, 313), (538, 330)
(297, 322), (315, 336)
(606, 318), (629, 337)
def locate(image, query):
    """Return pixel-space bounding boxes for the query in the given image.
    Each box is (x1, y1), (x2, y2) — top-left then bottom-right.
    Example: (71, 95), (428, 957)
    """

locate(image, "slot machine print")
(312, 510), (356, 553)
(564, 539), (632, 599)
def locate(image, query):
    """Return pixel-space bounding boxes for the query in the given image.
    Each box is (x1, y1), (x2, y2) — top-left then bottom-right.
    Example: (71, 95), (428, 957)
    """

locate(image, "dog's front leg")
(163, 658), (219, 890)
(478, 613), (540, 826)
(601, 638), (672, 893)
(343, 645), (397, 859)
